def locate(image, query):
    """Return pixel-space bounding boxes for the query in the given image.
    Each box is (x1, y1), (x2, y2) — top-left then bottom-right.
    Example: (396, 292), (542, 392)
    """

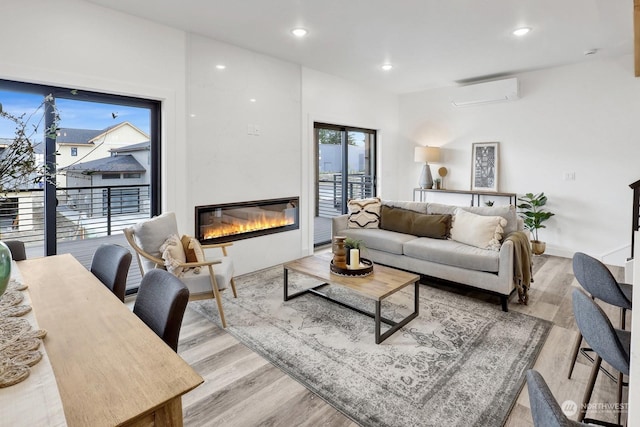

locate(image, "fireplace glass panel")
(196, 197), (299, 244)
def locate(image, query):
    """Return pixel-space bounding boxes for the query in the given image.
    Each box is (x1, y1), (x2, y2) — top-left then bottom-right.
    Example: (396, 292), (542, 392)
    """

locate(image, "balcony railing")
(317, 173), (373, 218)
(0, 184), (151, 246)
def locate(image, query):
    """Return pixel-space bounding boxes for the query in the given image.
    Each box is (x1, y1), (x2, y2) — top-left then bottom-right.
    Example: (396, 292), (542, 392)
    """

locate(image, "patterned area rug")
(190, 266), (551, 427)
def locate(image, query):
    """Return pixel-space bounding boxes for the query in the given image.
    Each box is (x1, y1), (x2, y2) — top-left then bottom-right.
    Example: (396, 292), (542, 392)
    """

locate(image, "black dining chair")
(567, 253), (632, 382)
(571, 289), (630, 424)
(4, 240), (27, 261)
(526, 370), (622, 427)
(90, 244), (132, 302)
(133, 269), (190, 352)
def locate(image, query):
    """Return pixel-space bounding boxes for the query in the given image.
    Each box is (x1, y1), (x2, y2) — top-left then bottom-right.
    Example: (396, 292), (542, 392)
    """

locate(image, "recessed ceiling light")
(215, 64), (226, 70)
(291, 28), (308, 38)
(381, 63), (393, 71)
(249, 98), (257, 103)
(512, 27), (531, 37)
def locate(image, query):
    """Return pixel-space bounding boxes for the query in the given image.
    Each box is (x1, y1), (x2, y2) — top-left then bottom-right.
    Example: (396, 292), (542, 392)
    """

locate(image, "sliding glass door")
(314, 123), (376, 246)
(0, 79), (160, 292)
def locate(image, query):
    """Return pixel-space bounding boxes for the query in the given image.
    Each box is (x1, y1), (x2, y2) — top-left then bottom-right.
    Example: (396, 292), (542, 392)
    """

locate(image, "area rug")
(189, 266), (551, 427)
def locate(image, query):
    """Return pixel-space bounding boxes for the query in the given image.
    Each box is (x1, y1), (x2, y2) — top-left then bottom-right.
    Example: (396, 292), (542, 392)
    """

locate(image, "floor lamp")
(414, 146), (441, 189)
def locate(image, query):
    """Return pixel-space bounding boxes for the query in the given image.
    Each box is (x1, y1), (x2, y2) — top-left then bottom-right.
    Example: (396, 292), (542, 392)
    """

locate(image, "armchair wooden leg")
(578, 354), (601, 422)
(568, 331), (582, 379)
(230, 278), (238, 298)
(208, 266), (227, 328)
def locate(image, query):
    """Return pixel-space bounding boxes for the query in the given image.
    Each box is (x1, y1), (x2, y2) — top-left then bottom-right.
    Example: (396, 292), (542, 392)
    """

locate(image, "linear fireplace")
(195, 197), (299, 244)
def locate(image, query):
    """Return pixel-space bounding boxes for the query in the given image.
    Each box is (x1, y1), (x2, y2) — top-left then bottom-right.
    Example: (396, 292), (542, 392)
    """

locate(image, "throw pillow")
(449, 209), (507, 251)
(412, 213), (451, 239)
(347, 197), (381, 229)
(160, 234), (186, 276)
(380, 205), (413, 234)
(380, 205), (451, 239)
(181, 235), (205, 274)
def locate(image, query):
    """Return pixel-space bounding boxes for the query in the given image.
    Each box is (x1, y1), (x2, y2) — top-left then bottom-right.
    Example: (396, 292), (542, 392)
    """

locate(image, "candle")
(349, 249), (360, 269)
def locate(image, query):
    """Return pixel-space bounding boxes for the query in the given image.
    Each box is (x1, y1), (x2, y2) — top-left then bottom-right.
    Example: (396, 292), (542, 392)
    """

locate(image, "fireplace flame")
(203, 213), (295, 240)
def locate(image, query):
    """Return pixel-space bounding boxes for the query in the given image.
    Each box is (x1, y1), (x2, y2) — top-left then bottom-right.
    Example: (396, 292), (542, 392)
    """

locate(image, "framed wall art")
(471, 142), (499, 192)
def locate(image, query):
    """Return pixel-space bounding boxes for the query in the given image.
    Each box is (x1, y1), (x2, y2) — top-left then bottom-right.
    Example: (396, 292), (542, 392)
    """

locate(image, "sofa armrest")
(332, 215), (349, 238)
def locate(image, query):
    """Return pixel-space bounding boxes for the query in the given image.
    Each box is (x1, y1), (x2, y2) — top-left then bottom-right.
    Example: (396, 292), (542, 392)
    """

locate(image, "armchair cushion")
(133, 212), (179, 274)
(160, 234), (187, 276)
(182, 257), (233, 295)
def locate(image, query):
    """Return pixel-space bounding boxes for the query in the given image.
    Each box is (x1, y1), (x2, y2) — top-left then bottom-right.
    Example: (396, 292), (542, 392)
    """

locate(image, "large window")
(314, 123), (376, 246)
(0, 79), (161, 258)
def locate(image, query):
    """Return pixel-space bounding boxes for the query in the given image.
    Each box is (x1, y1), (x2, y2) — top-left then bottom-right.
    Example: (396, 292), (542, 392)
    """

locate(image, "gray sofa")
(332, 200), (525, 311)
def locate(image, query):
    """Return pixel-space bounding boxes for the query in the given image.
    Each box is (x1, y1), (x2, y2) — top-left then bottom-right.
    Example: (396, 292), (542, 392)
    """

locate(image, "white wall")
(301, 68), (400, 251)
(0, 0), (188, 220)
(186, 34), (303, 274)
(399, 55), (640, 265)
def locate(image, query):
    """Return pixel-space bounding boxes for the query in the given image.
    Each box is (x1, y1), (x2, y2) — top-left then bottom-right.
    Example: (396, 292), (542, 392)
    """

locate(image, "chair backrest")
(90, 244), (132, 302)
(572, 252), (631, 309)
(526, 369), (586, 427)
(125, 212), (179, 275)
(133, 269), (189, 352)
(572, 289), (630, 375)
(4, 240), (26, 261)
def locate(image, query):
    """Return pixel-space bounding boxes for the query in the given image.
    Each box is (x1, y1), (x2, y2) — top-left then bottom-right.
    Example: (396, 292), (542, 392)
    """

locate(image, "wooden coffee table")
(283, 254), (420, 344)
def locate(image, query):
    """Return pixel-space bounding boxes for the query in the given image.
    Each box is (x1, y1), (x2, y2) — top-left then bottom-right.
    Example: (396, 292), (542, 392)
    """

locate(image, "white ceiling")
(84, 0), (634, 94)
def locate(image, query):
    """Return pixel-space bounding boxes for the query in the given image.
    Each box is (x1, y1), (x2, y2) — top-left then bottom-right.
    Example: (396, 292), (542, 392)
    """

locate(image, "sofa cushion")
(340, 228), (417, 255)
(347, 197), (381, 229)
(450, 209), (507, 251)
(381, 200), (428, 213)
(427, 203), (518, 235)
(403, 238), (500, 273)
(380, 205), (450, 239)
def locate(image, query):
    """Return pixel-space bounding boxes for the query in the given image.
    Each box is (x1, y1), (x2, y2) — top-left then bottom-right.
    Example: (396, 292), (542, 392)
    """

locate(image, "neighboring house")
(61, 150), (148, 218)
(56, 121), (149, 186)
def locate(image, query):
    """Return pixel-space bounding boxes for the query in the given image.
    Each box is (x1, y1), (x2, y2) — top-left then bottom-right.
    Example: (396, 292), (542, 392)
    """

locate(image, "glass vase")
(0, 241), (12, 298)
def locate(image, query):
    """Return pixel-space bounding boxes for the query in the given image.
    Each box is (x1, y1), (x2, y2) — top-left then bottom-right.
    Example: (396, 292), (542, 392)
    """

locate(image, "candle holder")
(332, 236), (347, 269)
(330, 258), (374, 277)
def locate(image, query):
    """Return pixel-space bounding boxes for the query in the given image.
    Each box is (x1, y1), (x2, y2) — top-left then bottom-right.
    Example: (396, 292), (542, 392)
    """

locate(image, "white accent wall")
(186, 34), (304, 274)
(399, 56), (640, 266)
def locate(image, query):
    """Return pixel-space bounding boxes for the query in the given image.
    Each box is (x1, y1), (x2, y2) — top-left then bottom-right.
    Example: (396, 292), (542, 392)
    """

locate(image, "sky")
(0, 90), (151, 142)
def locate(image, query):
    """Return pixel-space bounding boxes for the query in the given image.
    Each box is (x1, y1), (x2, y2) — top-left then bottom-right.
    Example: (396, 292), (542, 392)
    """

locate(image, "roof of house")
(56, 128), (103, 144)
(61, 154), (146, 174)
(110, 140), (150, 153)
(56, 122), (149, 145)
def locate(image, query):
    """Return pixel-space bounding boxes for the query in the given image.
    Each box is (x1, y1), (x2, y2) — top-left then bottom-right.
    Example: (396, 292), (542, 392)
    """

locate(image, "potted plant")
(517, 192), (555, 255)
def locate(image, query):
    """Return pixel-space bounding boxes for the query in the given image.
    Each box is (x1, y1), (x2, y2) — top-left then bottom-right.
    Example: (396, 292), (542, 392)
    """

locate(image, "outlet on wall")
(563, 171), (576, 181)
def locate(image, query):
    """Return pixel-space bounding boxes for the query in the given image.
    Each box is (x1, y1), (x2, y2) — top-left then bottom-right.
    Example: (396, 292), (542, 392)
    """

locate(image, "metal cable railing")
(0, 184), (151, 247)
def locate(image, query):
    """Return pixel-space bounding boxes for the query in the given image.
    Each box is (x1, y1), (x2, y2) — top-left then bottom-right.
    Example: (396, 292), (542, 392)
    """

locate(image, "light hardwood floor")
(175, 254), (629, 426)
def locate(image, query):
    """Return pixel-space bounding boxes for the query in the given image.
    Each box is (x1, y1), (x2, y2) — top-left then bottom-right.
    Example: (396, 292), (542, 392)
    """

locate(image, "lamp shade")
(414, 146), (441, 163)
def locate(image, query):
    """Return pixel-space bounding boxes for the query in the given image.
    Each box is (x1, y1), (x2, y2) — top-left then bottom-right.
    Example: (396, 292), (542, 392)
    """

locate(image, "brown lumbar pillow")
(380, 205), (451, 239)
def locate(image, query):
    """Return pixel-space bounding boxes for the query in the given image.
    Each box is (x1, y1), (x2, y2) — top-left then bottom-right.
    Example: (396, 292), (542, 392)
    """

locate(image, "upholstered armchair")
(124, 212), (237, 328)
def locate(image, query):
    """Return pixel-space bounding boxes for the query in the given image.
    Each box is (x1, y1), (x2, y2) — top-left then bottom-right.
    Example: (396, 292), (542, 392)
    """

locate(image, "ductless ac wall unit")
(451, 77), (519, 107)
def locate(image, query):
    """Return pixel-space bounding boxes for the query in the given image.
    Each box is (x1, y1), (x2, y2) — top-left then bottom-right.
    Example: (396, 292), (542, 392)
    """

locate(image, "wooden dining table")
(17, 253), (203, 427)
